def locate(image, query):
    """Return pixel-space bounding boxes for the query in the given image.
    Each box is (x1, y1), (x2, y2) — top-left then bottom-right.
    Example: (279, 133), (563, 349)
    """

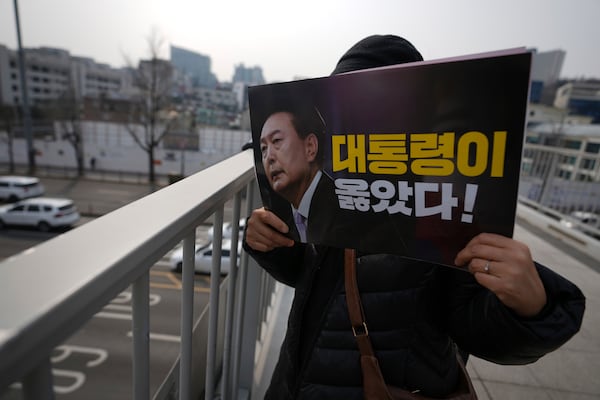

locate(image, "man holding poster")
(244, 35), (585, 400)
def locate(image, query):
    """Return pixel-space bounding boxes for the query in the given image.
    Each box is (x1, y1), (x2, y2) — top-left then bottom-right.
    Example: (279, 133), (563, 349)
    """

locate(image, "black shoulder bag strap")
(343, 248), (477, 400)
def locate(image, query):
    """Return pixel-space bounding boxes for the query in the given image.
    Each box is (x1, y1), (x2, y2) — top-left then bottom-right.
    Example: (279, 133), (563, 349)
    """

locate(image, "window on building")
(560, 155), (576, 165)
(576, 173), (593, 182)
(585, 142), (600, 154)
(564, 140), (582, 150)
(558, 170), (572, 179)
(580, 158), (596, 170)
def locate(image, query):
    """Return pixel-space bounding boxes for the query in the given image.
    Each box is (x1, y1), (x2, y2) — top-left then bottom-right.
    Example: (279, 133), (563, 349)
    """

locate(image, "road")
(0, 177), (227, 399)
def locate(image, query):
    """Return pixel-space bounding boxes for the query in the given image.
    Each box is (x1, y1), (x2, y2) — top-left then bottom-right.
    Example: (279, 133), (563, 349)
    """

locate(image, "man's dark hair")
(266, 103), (326, 166)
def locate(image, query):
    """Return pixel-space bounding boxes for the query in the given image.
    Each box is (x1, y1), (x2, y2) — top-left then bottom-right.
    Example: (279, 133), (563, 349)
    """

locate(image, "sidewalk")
(256, 222), (599, 399)
(467, 222), (598, 399)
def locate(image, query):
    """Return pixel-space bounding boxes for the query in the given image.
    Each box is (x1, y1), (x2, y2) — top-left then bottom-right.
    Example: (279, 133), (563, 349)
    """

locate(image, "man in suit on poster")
(258, 103), (411, 253)
(259, 104), (338, 244)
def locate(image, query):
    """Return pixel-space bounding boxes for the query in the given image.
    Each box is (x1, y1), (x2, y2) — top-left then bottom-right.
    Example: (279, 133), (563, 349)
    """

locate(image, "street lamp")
(13, 0), (35, 173)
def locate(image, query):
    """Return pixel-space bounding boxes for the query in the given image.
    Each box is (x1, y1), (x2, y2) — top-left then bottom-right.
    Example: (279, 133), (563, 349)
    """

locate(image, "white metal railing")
(519, 142), (600, 240)
(0, 149), (276, 399)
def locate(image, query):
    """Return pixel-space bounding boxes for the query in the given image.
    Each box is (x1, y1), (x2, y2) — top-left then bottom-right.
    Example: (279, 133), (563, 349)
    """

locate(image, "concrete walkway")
(255, 221), (599, 399)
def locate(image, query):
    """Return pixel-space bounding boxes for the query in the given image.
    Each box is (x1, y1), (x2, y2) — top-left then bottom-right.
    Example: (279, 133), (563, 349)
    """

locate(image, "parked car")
(560, 211), (600, 239)
(0, 197), (80, 231)
(207, 219), (246, 240)
(169, 239), (241, 274)
(0, 175), (45, 202)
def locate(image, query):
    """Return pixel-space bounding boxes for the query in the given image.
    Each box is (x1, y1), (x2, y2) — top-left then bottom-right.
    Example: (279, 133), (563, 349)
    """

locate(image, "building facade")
(232, 63), (265, 86)
(520, 123), (600, 213)
(0, 44), (132, 107)
(529, 49), (566, 104)
(554, 80), (600, 123)
(170, 45), (218, 89)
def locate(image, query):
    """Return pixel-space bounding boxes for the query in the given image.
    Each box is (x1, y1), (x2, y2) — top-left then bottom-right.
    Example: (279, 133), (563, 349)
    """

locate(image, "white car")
(560, 211), (600, 239)
(207, 219), (246, 240)
(0, 175), (45, 202)
(169, 239), (241, 274)
(0, 197), (80, 231)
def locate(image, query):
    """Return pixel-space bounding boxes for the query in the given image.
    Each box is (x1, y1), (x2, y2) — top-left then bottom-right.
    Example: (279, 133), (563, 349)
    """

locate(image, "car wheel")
(38, 221), (51, 232)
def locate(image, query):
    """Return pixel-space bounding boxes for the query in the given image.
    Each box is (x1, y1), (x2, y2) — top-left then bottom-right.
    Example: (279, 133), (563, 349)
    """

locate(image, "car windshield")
(16, 182), (38, 188)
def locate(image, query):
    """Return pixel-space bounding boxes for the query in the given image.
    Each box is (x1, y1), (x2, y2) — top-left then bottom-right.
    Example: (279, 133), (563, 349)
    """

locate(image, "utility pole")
(13, 0), (35, 173)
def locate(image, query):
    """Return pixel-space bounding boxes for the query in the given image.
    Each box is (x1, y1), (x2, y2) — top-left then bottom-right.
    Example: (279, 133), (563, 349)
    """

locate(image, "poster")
(248, 49), (532, 267)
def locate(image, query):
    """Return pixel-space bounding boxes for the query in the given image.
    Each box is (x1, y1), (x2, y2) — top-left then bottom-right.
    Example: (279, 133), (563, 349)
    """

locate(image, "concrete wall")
(0, 121), (252, 177)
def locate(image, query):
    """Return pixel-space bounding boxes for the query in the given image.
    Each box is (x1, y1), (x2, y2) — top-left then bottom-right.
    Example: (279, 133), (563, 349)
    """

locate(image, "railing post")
(132, 272), (150, 400)
(231, 181), (256, 398)
(232, 181), (264, 396)
(179, 231), (196, 400)
(22, 357), (54, 400)
(205, 207), (224, 400)
(221, 191), (242, 400)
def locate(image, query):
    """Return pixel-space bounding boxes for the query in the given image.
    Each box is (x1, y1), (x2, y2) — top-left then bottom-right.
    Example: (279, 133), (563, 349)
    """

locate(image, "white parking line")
(126, 331), (180, 343)
(95, 311), (132, 320)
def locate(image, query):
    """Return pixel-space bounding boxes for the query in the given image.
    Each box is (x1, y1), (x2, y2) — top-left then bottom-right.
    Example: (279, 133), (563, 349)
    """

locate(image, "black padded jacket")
(244, 242), (585, 400)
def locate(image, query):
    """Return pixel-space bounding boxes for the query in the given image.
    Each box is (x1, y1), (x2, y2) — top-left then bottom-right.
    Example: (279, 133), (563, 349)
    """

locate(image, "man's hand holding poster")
(248, 49), (532, 268)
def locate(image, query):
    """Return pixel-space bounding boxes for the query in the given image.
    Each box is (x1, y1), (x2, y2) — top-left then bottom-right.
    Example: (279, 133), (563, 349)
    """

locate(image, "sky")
(1, 0), (599, 83)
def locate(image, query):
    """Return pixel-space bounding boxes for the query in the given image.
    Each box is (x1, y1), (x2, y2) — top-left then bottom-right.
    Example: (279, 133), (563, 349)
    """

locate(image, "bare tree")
(125, 29), (175, 184)
(52, 88), (85, 177)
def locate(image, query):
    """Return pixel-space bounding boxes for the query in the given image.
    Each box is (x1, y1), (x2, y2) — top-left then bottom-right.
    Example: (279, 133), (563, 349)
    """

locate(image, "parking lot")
(0, 175), (235, 399)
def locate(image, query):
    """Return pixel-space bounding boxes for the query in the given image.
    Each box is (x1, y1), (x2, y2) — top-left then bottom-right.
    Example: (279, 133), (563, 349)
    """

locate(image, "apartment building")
(0, 44), (132, 107)
(554, 80), (600, 123)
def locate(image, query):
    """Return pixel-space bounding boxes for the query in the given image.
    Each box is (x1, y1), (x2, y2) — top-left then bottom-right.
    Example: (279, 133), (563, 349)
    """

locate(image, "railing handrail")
(0, 150), (255, 392)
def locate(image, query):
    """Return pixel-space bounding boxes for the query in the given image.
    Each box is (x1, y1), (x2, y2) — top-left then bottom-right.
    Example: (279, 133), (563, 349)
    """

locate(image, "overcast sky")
(1, 0), (598, 83)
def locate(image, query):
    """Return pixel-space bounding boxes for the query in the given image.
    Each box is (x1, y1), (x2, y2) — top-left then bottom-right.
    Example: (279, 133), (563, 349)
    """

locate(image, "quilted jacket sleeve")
(445, 262), (585, 364)
(242, 237), (307, 288)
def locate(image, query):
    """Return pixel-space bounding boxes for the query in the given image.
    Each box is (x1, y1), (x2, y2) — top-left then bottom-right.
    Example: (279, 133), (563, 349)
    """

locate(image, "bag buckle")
(352, 322), (369, 337)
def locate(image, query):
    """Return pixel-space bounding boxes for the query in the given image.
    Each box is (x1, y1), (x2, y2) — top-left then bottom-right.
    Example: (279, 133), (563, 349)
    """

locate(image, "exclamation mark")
(461, 184), (478, 223)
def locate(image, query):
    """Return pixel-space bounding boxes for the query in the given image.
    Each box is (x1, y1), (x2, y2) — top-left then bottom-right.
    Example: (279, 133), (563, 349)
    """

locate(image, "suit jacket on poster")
(284, 173), (340, 244)
(284, 173), (414, 254)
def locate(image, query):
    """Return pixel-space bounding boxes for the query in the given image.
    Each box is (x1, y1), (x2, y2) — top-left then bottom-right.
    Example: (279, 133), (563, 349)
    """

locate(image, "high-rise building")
(232, 63), (265, 86)
(170, 45), (218, 89)
(529, 49), (566, 104)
